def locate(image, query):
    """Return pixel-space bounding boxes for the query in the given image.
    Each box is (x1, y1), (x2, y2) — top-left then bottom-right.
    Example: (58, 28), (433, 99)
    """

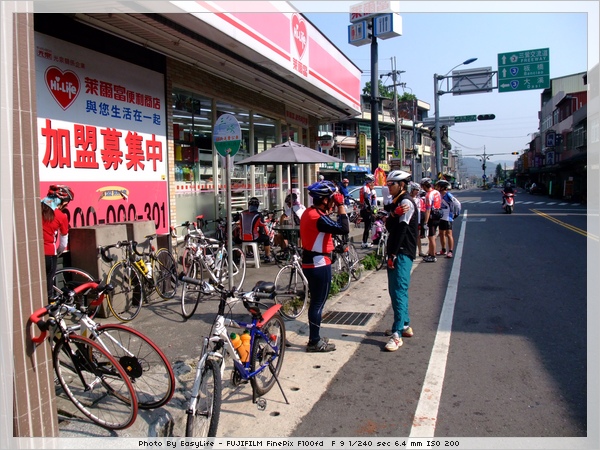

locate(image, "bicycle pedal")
(255, 398), (267, 411)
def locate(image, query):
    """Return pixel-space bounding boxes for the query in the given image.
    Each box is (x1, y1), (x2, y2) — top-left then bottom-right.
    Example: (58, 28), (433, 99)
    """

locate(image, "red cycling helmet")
(48, 185), (75, 202)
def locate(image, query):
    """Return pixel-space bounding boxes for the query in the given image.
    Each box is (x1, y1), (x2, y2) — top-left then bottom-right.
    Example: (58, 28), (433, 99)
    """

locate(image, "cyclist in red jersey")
(300, 180), (349, 353)
(41, 185), (74, 298)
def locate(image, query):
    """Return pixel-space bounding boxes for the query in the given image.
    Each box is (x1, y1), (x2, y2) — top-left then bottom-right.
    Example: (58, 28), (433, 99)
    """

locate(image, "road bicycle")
(335, 234), (363, 281)
(180, 275), (288, 438)
(331, 236), (352, 292)
(99, 235), (178, 322)
(30, 283), (138, 430)
(52, 266), (97, 315)
(179, 217), (247, 319)
(273, 243), (309, 320)
(374, 225), (389, 271)
(49, 279), (175, 409)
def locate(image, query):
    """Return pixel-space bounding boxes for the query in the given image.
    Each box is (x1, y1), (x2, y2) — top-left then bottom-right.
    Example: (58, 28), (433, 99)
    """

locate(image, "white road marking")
(408, 209), (467, 439)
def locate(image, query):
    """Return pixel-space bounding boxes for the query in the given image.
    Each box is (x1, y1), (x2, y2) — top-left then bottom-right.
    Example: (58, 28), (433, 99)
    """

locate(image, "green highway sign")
(454, 115), (477, 123)
(498, 48), (550, 93)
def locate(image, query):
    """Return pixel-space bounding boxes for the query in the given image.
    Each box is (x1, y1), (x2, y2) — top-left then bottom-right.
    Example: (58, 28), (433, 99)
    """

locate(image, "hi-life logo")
(45, 66), (80, 110)
(292, 14), (308, 60)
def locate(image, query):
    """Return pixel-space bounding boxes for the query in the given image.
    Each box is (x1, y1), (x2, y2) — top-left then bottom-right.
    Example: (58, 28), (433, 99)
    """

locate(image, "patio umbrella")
(235, 139), (344, 165)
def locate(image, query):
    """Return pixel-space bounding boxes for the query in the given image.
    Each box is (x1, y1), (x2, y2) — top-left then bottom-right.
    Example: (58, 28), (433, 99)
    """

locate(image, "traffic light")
(477, 114), (496, 121)
(511, 152), (519, 155)
(441, 125), (452, 151)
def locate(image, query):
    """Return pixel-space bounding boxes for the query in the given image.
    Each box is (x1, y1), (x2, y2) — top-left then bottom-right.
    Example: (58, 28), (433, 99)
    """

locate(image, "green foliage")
(361, 252), (378, 271)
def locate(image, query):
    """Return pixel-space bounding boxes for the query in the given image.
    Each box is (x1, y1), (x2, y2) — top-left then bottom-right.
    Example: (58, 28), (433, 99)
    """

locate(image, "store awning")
(344, 165), (370, 173)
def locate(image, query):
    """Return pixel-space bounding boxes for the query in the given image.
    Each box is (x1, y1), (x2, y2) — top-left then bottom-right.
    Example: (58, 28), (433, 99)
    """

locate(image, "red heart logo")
(292, 14), (308, 60)
(45, 66), (80, 110)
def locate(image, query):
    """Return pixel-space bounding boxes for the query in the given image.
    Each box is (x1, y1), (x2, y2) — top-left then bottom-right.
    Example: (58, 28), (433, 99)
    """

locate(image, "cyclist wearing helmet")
(408, 181), (427, 257)
(337, 178), (351, 206)
(300, 180), (348, 353)
(41, 185), (74, 298)
(382, 170), (418, 351)
(359, 173), (377, 248)
(435, 179), (456, 258)
(239, 197), (273, 263)
(420, 177), (442, 262)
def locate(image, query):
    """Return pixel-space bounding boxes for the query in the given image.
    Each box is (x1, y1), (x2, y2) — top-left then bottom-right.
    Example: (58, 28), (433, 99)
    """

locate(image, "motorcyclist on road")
(501, 182), (515, 208)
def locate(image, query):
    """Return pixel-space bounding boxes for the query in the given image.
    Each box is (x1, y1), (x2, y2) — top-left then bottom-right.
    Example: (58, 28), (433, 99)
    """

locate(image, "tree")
(362, 80), (392, 98)
(495, 164), (503, 181)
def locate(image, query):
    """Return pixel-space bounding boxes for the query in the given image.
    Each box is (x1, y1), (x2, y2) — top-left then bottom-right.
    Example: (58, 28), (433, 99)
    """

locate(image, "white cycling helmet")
(387, 170), (412, 183)
(365, 174), (375, 183)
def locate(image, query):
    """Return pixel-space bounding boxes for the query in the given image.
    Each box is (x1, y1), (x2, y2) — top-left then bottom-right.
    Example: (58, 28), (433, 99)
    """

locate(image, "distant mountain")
(458, 157), (517, 177)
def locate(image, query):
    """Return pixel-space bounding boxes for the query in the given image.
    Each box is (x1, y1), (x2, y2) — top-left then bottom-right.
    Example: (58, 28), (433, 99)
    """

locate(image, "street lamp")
(434, 57), (477, 177)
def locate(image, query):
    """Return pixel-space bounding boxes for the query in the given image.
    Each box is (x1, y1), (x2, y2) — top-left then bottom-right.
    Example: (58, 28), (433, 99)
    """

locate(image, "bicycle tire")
(185, 358), (221, 438)
(93, 324), (175, 409)
(375, 237), (387, 271)
(53, 334), (138, 430)
(106, 261), (143, 322)
(346, 243), (363, 281)
(181, 259), (203, 319)
(332, 253), (351, 292)
(153, 248), (178, 299)
(53, 267), (98, 318)
(250, 312), (286, 396)
(217, 247), (246, 290)
(274, 265), (308, 320)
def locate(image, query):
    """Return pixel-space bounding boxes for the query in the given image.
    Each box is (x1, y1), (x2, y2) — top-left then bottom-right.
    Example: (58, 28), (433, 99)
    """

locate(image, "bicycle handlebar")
(30, 282), (114, 344)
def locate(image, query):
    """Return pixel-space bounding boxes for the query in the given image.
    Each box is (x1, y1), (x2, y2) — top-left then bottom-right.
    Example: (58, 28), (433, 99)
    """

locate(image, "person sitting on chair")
(239, 197), (273, 263)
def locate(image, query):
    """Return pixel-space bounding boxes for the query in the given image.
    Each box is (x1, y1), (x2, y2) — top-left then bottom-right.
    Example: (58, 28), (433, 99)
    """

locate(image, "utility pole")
(380, 58), (405, 169)
(370, 17), (379, 174)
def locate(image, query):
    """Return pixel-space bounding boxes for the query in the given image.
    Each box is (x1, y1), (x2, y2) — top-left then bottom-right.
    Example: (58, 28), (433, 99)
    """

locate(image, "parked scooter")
(503, 192), (515, 214)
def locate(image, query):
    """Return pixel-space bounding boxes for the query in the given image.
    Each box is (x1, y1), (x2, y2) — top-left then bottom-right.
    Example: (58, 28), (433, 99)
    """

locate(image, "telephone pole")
(380, 58), (405, 166)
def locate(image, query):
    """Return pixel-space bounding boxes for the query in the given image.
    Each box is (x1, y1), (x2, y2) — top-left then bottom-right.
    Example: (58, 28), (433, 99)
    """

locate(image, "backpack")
(445, 193), (461, 218)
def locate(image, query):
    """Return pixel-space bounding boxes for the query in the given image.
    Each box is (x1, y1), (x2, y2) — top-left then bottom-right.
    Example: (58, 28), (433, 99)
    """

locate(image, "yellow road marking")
(531, 209), (598, 241)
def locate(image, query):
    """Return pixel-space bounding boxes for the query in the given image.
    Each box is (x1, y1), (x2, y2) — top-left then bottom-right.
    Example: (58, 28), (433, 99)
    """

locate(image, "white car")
(348, 186), (385, 207)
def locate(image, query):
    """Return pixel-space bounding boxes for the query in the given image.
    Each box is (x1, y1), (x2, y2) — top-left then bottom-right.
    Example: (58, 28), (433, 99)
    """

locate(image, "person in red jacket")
(41, 185), (74, 299)
(300, 180), (349, 353)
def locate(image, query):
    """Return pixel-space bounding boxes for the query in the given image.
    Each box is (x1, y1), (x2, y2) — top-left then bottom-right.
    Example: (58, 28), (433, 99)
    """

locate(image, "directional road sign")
(454, 115), (477, 123)
(498, 48), (550, 93)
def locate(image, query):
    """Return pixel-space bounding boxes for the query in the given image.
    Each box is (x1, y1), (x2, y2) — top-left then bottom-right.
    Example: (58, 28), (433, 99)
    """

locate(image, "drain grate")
(321, 311), (374, 326)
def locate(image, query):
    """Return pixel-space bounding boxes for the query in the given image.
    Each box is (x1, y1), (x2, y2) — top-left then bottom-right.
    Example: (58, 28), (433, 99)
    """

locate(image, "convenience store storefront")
(11, 3), (361, 437)
(33, 6), (361, 236)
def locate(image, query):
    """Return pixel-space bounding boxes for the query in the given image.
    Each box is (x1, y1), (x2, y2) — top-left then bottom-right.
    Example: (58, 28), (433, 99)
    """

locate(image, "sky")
(290, 1), (597, 163)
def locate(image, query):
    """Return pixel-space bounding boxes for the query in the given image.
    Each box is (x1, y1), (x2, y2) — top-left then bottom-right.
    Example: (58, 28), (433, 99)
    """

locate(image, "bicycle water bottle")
(215, 249), (223, 269)
(133, 254), (149, 276)
(240, 330), (251, 363)
(230, 333), (243, 359)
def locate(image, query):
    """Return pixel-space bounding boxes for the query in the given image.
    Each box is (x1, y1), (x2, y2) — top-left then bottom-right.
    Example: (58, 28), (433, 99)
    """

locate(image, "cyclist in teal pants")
(382, 170), (419, 352)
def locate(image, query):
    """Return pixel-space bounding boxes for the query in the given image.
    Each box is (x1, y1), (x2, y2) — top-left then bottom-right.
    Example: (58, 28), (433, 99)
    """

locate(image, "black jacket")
(384, 191), (418, 260)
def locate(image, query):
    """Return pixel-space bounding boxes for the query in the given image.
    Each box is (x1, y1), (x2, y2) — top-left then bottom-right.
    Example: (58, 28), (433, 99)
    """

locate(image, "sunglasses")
(386, 181), (398, 186)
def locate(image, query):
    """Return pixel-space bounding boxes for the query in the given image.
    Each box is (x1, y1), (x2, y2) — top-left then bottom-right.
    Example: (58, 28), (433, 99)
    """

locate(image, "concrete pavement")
(57, 223), (404, 438)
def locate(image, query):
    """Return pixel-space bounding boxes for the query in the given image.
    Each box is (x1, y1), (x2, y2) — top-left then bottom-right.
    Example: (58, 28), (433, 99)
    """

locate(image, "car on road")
(348, 185), (385, 207)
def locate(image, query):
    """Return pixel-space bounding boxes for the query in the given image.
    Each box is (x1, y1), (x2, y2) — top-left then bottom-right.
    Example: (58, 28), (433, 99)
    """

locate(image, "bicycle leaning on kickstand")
(179, 275), (289, 438)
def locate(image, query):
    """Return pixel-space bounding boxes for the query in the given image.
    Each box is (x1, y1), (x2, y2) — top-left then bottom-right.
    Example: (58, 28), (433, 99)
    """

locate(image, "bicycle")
(330, 235), (354, 293)
(336, 234), (363, 281)
(179, 217), (247, 319)
(30, 283), (139, 430)
(273, 243), (309, 320)
(374, 227), (389, 270)
(52, 266), (97, 316)
(99, 235), (178, 322)
(48, 279), (175, 409)
(179, 275), (288, 438)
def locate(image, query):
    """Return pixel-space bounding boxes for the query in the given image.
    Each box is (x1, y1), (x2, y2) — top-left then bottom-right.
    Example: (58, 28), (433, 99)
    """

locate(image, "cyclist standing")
(239, 197), (273, 263)
(41, 185), (74, 299)
(300, 180), (348, 353)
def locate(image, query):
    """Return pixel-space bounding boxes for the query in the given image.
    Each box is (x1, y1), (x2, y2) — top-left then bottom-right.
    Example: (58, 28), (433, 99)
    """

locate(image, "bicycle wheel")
(347, 243), (363, 281)
(250, 312), (286, 396)
(185, 358), (221, 438)
(375, 237), (387, 271)
(218, 247), (246, 290)
(274, 265), (308, 320)
(93, 324), (175, 409)
(331, 253), (351, 292)
(181, 259), (203, 319)
(106, 261), (143, 322)
(53, 267), (98, 318)
(153, 248), (178, 299)
(53, 334), (138, 430)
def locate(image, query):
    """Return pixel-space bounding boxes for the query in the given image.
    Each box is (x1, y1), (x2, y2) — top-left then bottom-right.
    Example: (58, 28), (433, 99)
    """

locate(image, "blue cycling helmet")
(307, 180), (337, 198)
